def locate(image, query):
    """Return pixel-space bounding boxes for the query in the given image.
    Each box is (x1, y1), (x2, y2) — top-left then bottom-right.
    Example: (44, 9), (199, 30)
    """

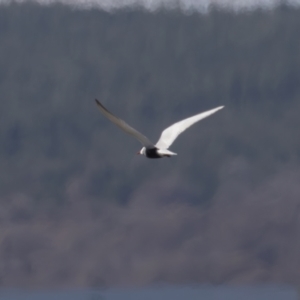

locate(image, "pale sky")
(0, 0), (299, 12)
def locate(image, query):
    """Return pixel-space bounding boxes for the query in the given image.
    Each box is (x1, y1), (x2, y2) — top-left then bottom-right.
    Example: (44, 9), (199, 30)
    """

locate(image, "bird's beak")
(136, 151), (140, 155)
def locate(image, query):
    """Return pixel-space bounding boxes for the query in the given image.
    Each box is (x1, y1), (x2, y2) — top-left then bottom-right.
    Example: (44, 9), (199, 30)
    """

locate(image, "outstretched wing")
(95, 99), (154, 147)
(155, 106), (224, 149)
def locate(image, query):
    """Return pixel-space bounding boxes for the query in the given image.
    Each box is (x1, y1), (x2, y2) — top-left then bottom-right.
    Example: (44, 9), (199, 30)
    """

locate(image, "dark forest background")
(0, 2), (300, 287)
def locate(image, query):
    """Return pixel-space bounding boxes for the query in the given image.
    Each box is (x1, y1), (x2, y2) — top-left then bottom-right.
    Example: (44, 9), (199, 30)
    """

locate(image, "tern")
(95, 99), (224, 159)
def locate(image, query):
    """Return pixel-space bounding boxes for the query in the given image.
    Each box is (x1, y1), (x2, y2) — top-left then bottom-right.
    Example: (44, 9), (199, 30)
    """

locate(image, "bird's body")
(140, 147), (177, 159)
(95, 99), (223, 159)
(144, 147), (163, 159)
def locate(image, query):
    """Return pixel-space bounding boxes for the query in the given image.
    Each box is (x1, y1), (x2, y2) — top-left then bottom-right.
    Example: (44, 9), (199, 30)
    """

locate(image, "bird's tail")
(157, 149), (177, 156)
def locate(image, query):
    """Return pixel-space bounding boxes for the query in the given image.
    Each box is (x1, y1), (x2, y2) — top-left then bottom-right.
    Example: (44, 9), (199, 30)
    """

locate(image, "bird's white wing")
(155, 106), (224, 149)
(95, 99), (154, 147)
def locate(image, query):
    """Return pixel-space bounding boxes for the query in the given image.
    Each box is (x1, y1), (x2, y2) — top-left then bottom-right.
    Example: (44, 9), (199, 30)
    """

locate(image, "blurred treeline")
(0, 2), (300, 288)
(0, 3), (300, 206)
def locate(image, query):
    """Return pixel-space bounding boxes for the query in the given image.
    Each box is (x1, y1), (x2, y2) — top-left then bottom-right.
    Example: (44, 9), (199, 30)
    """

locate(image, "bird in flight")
(95, 99), (224, 159)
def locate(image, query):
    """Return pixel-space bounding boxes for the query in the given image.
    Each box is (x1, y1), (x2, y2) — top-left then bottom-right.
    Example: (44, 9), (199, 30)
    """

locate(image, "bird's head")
(137, 147), (146, 156)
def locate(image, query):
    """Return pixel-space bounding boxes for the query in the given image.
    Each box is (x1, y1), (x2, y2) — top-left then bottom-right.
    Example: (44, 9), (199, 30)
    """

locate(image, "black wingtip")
(94, 99), (110, 114)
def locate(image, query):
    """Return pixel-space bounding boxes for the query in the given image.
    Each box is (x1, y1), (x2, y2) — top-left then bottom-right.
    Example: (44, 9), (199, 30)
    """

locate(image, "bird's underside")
(146, 147), (164, 159)
(145, 147), (177, 158)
